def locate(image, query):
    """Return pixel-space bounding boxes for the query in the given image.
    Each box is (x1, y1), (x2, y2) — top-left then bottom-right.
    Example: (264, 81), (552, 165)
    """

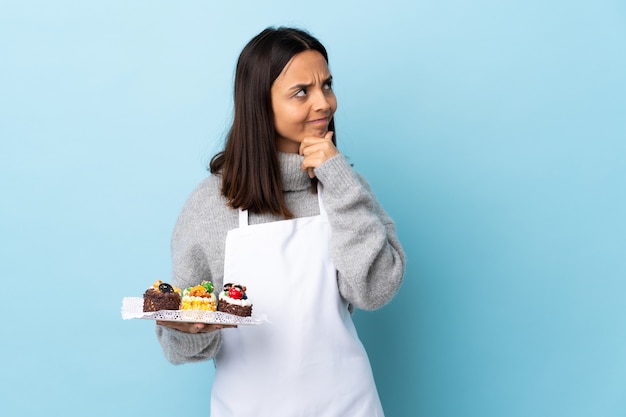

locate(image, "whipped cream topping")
(219, 292), (252, 306)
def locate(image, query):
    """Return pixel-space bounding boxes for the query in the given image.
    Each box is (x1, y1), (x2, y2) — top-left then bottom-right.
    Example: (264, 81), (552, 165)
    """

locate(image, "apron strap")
(317, 183), (327, 217)
(238, 208), (248, 228)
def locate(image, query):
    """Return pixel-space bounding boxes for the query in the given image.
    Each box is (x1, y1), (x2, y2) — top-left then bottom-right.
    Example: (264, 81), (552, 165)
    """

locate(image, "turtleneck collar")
(278, 152), (312, 192)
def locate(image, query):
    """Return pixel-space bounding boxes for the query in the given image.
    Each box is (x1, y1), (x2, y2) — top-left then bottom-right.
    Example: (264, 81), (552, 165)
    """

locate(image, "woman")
(156, 26), (405, 416)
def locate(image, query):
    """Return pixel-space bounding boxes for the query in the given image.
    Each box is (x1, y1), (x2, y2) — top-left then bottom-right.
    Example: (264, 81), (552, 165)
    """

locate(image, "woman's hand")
(299, 131), (337, 178)
(156, 320), (237, 333)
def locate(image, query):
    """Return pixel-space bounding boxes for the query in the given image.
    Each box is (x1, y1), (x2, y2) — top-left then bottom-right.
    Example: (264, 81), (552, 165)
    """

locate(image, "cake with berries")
(181, 280), (217, 311)
(143, 280), (181, 312)
(217, 283), (253, 317)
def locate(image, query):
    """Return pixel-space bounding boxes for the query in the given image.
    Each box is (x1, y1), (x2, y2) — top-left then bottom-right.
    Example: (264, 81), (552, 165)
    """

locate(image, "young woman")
(155, 27), (405, 416)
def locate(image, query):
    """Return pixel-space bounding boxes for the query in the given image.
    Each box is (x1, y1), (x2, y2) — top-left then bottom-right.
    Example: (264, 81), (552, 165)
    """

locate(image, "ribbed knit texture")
(156, 152), (405, 364)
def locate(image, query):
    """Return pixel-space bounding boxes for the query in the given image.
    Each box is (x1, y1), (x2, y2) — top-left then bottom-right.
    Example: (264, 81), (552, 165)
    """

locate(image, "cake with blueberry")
(217, 283), (253, 317)
(143, 280), (181, 312)
(181, 280), (217, 311)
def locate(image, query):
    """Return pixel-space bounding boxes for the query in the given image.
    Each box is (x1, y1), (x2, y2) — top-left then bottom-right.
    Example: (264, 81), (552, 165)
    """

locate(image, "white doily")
(121, 297), (267, 325)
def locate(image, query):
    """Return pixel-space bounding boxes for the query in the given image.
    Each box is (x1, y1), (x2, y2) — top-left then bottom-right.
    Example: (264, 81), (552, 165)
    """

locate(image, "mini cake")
(217, 282), (253, 317)
(143, 280), (181, 312)
(181, 280), (217, 311)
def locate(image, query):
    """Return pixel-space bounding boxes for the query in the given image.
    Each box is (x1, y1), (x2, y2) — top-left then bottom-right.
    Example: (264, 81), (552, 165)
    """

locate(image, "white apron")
(210, 187), (384, 417)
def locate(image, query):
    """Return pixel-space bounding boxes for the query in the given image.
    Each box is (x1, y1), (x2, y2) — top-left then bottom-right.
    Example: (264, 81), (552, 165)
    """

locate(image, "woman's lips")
(308, 117), (330, 126)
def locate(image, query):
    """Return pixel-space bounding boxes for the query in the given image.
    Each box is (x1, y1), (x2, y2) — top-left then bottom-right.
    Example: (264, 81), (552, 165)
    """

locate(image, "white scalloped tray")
(121, 297), (266, 325)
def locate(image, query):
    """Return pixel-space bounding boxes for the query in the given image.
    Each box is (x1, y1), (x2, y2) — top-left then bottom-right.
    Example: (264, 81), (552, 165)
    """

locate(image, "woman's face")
(271, 50), (337, 153)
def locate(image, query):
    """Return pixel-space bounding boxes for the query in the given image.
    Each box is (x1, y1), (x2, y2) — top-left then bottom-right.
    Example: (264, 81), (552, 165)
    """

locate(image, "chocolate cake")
(143, 281), (181, 312)
(217, 283), (253, 317)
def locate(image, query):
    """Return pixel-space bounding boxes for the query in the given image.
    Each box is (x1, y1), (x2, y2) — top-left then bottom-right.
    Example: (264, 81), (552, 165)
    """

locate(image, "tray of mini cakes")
(121, 280), (266, 325)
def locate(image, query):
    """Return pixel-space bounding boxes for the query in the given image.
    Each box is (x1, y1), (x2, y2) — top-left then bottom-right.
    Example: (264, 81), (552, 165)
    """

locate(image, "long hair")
(209, 27), (336, 218)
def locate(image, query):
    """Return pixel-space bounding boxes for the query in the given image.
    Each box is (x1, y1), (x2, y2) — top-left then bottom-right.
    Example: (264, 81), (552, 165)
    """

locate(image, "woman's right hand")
(156, 320), (237, 333)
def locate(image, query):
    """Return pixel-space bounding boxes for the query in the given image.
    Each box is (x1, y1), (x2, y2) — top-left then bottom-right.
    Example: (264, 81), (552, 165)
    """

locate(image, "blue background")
(1, 1), (625, 416)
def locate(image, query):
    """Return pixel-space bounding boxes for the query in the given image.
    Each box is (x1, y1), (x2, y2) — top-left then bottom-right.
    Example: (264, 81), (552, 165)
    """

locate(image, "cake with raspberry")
(181, 280), (217, 311)
(217, 283), (253, 317)
(143, 280), (181, 312)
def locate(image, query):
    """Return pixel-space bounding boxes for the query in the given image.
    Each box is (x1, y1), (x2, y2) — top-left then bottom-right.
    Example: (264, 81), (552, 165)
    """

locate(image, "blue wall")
(1, 1), (624, 416)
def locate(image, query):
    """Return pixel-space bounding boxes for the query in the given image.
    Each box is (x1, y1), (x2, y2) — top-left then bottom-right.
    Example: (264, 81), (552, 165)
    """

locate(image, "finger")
(299, 131), (335, 155)
(299, 136), (323, 155)
(301, 147), (339, 176)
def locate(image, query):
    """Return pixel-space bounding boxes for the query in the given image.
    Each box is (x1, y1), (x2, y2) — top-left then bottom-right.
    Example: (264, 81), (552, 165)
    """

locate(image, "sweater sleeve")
(155, 178), (224, 364)
(155, 326), (222, 365)
(314, 154), (406, 310)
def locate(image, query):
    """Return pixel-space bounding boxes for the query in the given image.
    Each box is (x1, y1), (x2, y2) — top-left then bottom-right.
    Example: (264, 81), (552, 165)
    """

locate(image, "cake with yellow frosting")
(181, 280), (217, 311)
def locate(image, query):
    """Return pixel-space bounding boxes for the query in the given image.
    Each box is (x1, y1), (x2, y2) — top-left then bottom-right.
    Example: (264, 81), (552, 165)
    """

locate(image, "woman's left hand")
(156, 320), (237, 333)
(299, 131), (337, 178)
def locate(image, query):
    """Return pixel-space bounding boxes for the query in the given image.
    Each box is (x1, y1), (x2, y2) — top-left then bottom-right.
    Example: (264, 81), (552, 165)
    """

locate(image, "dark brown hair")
(209, 27), (336, 218)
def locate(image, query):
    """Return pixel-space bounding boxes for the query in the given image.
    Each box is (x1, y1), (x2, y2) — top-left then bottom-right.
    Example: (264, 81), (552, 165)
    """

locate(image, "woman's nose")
(312, 88), (331, 111)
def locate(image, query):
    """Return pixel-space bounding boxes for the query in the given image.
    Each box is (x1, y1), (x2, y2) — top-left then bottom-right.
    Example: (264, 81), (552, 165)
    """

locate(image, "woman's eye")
(324, 81), (333, 90)
(295, 89), (307, 97)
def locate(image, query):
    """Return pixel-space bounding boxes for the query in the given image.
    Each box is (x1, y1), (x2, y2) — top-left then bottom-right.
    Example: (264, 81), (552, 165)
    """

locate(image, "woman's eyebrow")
(289, 76), (333, 91)
(289, 82), (312, 91)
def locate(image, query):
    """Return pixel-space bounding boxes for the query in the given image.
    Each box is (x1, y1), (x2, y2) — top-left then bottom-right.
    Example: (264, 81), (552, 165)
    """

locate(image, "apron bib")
(210, 187), (384, 417)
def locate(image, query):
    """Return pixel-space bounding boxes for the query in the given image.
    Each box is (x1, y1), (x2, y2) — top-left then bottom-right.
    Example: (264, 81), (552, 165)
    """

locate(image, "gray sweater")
(156, 152), (405, 364)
